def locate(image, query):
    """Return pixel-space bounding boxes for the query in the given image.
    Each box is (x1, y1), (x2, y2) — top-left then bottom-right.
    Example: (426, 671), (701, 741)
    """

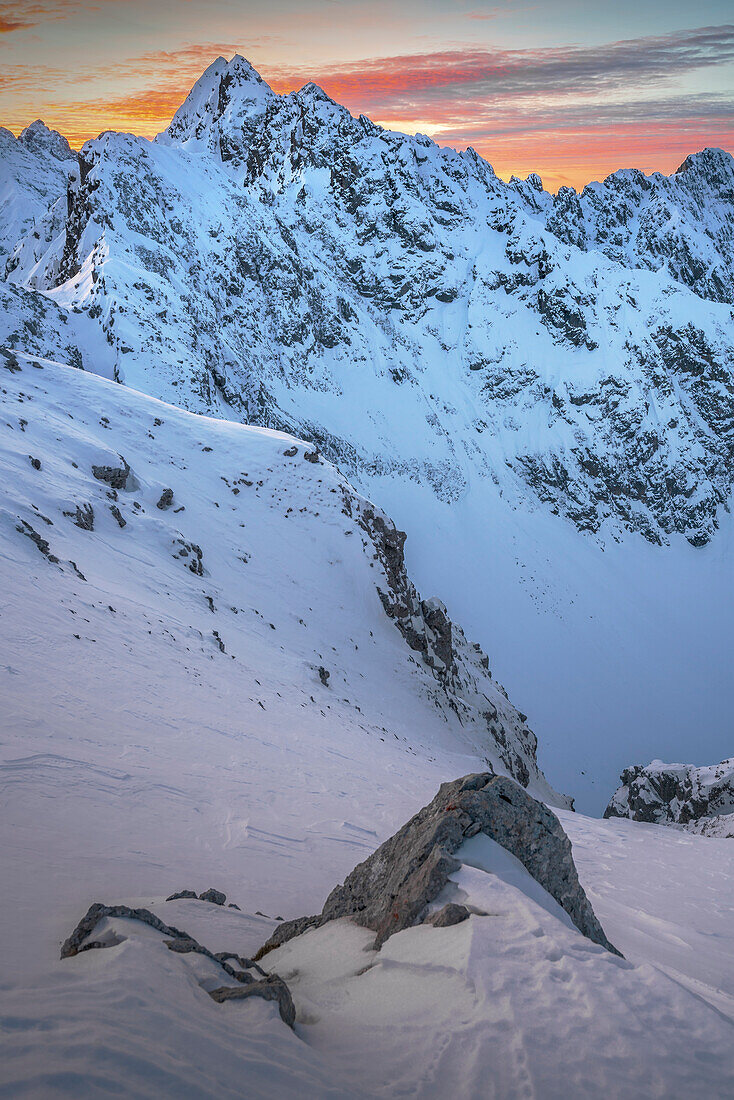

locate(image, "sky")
(1, 0), (733, 190)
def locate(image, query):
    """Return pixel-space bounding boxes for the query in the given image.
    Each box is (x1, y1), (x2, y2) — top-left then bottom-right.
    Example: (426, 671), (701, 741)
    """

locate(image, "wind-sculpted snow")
(3, 57), (734, 547)
(605, 758), (734, 837)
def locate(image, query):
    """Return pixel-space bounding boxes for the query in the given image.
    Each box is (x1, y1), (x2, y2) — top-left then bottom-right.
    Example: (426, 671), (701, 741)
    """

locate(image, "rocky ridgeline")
(538, 148), (734, 306)
(605, 759), (734, 837)
(2, 56), (733, 547)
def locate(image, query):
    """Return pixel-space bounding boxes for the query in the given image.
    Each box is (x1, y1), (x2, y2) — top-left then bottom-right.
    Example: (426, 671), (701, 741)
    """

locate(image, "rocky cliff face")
(2, 56), (733, 549)
(604, 759), (734, 837)
(350, 498), (541, 788)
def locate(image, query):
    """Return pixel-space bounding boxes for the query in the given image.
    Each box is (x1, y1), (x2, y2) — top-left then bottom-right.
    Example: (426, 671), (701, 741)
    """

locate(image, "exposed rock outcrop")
(92, 460), (131, 490)
(208, 976), (296, 1026)
(59, 901), (296, 1026)
(348, 495), (547, 794)
(605, 759), (734, 837)
(258, 773), (619, 956)
(199, 887), (226, 905)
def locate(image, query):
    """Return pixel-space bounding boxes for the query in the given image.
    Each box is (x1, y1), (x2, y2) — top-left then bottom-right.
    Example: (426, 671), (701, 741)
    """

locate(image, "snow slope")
(1, 348), (734, 1097)
(0, 349), (556, 976)
(2, 57), (733, 811)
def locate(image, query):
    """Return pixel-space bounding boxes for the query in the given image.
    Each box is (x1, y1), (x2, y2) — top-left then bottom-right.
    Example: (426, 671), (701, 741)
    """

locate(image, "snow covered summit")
(0, 121), (75, 262)
(5, 56), (733, 548)
(159, 54), (275, 159)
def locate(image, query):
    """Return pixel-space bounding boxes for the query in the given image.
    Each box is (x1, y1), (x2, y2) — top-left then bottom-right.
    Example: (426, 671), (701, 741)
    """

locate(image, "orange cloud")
(0, 0), (143, 36)
(0, 16), (34, 33)
(0, 42), (245, 140)
(3, 30), (733, 191)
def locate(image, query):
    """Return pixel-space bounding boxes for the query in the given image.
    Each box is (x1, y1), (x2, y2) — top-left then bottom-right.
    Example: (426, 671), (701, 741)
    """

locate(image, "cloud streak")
(2, 23), (732, 189)
(0, 1), (120, 33)
(265, 24), (734, 110)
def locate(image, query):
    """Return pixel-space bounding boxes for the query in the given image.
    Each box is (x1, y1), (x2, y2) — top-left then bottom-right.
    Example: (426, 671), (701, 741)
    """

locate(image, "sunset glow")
(1, 0), (733, 191)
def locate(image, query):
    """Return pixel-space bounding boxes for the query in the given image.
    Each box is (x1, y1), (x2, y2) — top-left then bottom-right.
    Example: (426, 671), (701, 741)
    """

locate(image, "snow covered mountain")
(0, 120), (74, 265)
(2, 55), (733, 810)
(2, 69), (734, 1093)
(605, 759), (734, 837)
(5, 56), (734, 547)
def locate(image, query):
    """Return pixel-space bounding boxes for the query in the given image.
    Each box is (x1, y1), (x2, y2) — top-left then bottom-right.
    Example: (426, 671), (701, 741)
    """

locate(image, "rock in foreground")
(259, 772), (619, 956)
(60, 901), (296, 1026)
(605, 759), (734, 837)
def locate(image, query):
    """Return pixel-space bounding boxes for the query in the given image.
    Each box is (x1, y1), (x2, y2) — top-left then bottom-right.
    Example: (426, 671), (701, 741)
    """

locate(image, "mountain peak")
(158, 54), (274, 154)
(226, 54), (268, 82)
(298, 81), (333, 101)
(291, 81), (348, 122)
(675, 146), (734, 184)
(18, 120), (74, 162)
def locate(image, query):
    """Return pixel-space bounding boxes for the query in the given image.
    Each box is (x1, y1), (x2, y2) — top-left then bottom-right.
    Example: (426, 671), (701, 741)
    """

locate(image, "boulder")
(92, 461), (130, 490)
(199, 887), (226, 905)
(258, 773), (619, 956)
(425, 903), (470, 928)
